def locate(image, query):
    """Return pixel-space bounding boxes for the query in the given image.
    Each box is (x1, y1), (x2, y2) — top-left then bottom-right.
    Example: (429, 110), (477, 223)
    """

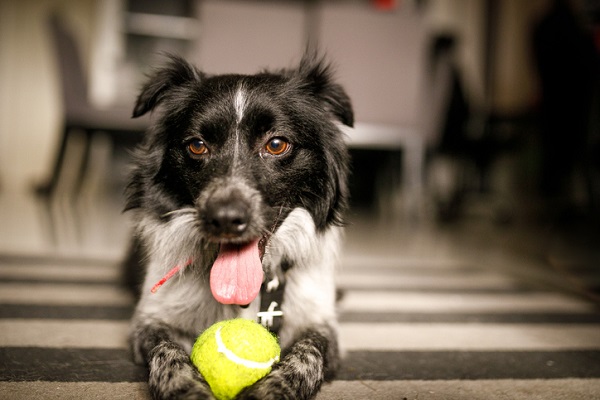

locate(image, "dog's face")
(126, 55), (352, 305)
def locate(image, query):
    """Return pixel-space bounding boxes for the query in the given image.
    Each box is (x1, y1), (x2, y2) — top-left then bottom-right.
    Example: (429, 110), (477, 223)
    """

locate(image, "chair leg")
(73, 130), (94, 198)
(35, 125), (70, 198)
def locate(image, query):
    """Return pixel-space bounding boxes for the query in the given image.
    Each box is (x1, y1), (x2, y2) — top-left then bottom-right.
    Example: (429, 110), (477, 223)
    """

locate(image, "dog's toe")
(147, 342), (215, 400)
(237, 374), (296, 400)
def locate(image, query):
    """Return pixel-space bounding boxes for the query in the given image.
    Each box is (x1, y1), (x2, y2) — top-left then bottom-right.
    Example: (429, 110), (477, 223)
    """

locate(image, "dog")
(125, 53), (353, 399)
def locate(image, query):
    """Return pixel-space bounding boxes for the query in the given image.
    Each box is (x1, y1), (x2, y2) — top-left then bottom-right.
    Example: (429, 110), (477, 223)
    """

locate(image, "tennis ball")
(190, 318), (280, 400)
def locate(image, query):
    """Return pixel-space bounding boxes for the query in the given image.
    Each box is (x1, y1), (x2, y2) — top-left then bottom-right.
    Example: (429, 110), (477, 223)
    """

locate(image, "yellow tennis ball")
(190, 318), (280, 400)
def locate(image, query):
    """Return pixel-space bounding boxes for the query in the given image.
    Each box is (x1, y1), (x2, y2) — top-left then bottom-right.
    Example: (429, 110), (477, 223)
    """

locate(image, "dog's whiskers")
(161, 208), (197, 219)
(257, 204), (289, 238)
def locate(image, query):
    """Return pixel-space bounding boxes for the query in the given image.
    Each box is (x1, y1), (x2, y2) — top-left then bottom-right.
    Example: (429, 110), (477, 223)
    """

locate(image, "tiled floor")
(1, 187), (599, 399)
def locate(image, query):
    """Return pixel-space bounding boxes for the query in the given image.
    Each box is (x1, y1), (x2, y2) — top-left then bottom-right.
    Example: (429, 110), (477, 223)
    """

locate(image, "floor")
(1, 180), (599, 399)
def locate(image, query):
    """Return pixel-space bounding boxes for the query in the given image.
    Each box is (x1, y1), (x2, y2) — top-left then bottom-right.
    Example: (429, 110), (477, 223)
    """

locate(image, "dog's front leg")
(132, 320), (215, 400)
(238, 325), (338, 400)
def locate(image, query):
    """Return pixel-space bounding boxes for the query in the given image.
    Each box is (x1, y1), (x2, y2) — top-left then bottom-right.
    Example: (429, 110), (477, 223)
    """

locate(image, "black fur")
(125, 53), (352, 399)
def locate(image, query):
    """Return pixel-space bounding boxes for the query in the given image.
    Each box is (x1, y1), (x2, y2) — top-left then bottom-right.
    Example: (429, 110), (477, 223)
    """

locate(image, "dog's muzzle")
(198, 177), (264, 244)
(204, 196), (250, 239)
(196, 178), (271, 306)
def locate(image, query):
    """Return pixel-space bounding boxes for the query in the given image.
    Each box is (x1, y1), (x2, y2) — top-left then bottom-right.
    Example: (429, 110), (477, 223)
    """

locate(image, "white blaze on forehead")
(232, 86), (247, 163)
(234, 87), (247, 123)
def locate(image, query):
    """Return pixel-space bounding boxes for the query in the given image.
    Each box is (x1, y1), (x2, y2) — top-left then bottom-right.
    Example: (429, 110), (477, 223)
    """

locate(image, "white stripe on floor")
(2, 320), (599, 351)
(0, 264), (120, 281)
(340, 255), (465, 270)
(337, 271), (518, 290)
(339, 291), (595, 313)
(0, 284), (133, 306)
(339, 323), (600, 351)
(2, 378), (599, 400)
(0, 382), (150, 400)
(318, 378), (600, 400)
(0, 320), (130, 348)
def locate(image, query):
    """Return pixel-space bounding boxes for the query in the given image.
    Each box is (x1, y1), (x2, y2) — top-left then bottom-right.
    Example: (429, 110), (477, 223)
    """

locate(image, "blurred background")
(1, 2), (600, 398)
(0, 0), (599, 298)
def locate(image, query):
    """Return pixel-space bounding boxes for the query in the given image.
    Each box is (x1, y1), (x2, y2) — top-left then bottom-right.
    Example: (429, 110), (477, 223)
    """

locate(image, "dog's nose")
(205, 199), (250, 237)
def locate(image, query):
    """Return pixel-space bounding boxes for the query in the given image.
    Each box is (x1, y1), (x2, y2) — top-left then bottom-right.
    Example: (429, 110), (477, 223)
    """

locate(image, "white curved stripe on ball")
(215, 326), (279, 369)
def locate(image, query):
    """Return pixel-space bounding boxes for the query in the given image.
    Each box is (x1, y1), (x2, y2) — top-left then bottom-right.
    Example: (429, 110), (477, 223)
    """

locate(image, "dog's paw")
(148, 342), (215, 400)
(237, 372), (298, 400)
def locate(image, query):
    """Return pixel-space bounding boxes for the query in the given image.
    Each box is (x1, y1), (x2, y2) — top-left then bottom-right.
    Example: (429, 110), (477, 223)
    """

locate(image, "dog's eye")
(264, 137), (290, 156)
(187, 139), (209, 157)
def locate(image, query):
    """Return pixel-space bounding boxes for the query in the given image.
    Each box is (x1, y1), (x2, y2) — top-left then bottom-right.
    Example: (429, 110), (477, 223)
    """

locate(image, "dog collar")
(151, 259), (285, 333)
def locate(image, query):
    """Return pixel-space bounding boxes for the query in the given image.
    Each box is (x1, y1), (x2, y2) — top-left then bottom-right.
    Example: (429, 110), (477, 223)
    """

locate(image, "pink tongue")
(209, 240), (263, 305)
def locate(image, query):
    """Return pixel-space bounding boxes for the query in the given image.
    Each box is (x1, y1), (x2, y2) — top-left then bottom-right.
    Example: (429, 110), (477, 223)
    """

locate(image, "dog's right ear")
(295, 52), (354, 128)
(132, 55), (203, 118)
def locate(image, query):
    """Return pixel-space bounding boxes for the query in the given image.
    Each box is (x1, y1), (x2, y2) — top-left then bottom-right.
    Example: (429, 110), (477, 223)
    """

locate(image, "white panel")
(195, 0), (306, 74)
(318, 2), (427, 126)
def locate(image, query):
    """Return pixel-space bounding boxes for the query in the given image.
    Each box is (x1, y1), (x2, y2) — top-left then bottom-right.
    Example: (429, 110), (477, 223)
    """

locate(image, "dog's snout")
(205, 198), (250, 237)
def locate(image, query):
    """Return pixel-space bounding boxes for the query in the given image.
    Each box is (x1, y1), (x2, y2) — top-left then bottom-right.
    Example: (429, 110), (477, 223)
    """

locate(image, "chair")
(36, 13), (148, 198)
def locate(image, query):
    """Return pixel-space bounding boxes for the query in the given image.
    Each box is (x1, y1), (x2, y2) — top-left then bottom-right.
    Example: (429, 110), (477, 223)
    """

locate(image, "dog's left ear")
(132, 55), (203, 118)
(295, 54), (354, 127)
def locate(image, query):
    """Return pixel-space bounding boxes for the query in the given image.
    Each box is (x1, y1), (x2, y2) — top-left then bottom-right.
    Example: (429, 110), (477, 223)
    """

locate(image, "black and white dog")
(125, 53), (353, 399)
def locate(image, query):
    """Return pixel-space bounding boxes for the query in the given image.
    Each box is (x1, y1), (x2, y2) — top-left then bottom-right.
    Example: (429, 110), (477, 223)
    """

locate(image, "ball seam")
(215, 326), (279, 369)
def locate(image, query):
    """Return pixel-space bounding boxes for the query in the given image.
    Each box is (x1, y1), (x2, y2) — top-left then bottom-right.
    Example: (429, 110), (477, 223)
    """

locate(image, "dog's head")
(126, 54), (352, 304)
